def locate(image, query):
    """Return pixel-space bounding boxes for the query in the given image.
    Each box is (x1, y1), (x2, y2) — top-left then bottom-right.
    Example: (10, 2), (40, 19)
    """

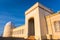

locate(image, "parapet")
(25, 2), (53, 15)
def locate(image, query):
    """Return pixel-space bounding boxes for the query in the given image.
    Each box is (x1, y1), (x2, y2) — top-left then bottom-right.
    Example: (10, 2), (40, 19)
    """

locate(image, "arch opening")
(28, 18), (35, 37)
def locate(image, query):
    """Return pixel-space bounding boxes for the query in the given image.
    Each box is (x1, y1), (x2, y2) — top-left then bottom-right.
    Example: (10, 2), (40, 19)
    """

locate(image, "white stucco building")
(3, 2), (60, 40)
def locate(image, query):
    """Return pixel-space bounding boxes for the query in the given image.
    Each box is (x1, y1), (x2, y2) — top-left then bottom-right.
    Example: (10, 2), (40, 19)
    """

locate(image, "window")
(54, 21), (60, 32)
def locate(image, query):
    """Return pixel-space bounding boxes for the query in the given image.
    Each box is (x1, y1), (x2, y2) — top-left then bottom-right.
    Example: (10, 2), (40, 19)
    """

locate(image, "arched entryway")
(28, 18), (35, 37)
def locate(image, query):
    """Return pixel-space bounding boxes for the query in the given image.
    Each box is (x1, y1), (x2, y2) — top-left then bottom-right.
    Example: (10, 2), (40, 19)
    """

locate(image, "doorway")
(28, 18), (35, 37)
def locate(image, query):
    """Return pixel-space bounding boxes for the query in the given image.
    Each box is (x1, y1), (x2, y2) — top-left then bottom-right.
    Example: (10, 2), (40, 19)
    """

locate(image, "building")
(3, 2), (60, 40)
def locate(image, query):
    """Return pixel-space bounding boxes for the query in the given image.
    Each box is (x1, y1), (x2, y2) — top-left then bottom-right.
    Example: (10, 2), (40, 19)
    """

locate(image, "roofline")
(25, 2), (53, 15)
(46, 11), (60, 18)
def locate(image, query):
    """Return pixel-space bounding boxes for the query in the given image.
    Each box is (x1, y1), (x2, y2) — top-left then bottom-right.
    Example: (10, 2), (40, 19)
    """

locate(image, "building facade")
(3, 2), (60, 40)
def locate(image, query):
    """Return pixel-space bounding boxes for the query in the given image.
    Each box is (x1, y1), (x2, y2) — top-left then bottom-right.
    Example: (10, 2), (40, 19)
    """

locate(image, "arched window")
(54, 21), (60, 32)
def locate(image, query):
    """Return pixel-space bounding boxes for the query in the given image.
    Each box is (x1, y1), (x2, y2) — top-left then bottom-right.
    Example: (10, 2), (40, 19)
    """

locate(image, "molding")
(25, 6), (38, 15)
(25, 2), (53, 15)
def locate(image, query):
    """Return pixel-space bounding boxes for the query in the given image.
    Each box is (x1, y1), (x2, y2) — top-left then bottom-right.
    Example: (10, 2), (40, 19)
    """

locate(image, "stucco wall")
(38, 7), (52, 39)
(46, 12), (60, 39)
(25, 6), (41, 40)
(25, 2), (53, 40)
(12, 25), (25, 38)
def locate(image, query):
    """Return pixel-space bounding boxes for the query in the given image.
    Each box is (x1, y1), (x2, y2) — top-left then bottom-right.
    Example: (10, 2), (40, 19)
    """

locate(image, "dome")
(3, 21), (13, 37)
(6, 21), (12, 26)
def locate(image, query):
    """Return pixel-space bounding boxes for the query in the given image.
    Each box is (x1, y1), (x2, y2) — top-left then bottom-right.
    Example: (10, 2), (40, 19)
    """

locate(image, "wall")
(39, 7), (52, 39)
(46, 12), (60, 39)
(12, 25), (25, 38)
(25, 6), (41, 40)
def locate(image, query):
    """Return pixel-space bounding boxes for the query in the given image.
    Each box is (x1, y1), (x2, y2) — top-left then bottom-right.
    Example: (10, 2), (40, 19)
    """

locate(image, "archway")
(28, 18), (35, 37)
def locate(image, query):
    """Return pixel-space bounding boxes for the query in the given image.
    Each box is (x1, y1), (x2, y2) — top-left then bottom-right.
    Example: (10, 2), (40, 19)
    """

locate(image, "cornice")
(25, 2), (53, 15)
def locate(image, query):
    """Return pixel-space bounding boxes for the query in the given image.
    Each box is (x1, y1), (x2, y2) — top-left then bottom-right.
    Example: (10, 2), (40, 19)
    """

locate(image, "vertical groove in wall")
(44, 15), (48, 34)
(49, 16), (53, 34)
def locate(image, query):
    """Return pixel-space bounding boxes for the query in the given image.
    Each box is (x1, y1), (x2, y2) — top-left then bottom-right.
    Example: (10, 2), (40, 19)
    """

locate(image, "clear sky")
(0, 0), (60, 35)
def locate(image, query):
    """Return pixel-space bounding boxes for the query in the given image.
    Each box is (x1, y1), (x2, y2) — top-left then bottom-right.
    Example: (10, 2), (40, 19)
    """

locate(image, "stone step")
(26, 36), (35, 40)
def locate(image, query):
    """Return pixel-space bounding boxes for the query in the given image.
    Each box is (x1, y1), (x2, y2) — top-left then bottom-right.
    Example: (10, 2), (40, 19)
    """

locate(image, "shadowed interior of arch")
(28, 18), (35, 37)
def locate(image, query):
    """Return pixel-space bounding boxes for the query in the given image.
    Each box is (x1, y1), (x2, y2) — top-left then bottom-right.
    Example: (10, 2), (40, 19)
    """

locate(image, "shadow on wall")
(0, 37), (36, 40)
(0, 37), (25, 40)
(0, 37), (60, 40)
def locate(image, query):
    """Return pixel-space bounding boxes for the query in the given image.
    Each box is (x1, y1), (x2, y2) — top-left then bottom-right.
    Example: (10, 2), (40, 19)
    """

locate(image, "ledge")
(25, 2), (53, 15)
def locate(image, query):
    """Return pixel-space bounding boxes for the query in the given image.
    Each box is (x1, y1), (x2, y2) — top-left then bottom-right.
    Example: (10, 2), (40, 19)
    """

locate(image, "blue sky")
(0, 0), (60, 35)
